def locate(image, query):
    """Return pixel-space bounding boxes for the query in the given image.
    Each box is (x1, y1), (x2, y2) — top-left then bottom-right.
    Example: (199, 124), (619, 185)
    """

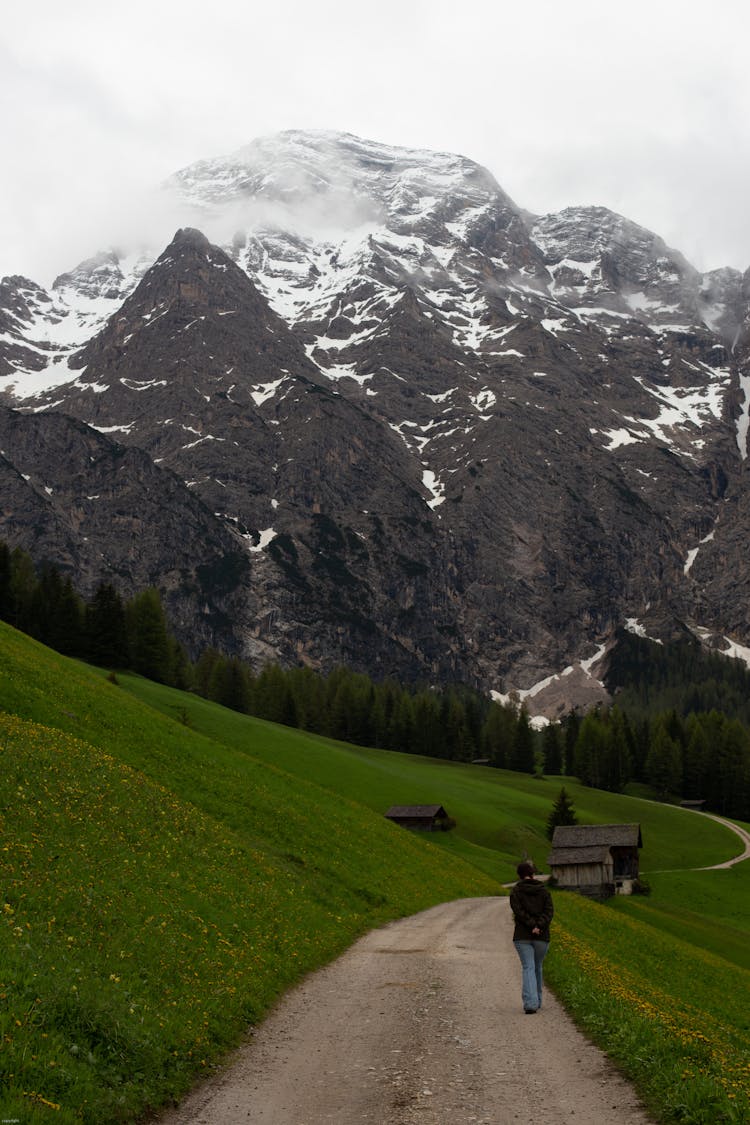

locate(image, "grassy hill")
(2, 621), (749, 1124)
(0, 624), (498, 1123)
(116, 670), (739, 880)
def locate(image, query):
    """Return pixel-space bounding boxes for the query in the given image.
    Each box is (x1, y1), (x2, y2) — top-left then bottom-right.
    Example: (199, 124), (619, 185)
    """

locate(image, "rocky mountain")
(0, 402), (260, 654)
(2, 129), (750, 711)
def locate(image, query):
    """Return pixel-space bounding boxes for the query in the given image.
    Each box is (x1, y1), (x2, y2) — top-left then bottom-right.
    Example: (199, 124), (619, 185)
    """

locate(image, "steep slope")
(2, 130), (750, 699)
(3, 227), (467, 679)
(0, 403), (256, 651)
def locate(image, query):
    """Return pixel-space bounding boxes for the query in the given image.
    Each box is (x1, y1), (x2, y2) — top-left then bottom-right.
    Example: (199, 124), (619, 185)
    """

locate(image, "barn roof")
(548, 845), (611, 866)
(385, 805), (447, 819)
(548, 824), (642, 869)
(550, 824), (642, 849)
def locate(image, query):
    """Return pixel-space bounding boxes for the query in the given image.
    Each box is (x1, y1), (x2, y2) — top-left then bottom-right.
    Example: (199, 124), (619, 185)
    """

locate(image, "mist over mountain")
(3, 129), (750, 714)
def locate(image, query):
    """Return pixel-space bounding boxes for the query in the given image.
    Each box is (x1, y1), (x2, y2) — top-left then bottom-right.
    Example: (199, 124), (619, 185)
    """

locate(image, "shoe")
(524, 1008), (537, 1014)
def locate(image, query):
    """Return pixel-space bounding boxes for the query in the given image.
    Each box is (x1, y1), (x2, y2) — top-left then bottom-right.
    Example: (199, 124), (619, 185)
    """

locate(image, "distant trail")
(689, 810), (750, 869)
(156, 898), (653, 1125)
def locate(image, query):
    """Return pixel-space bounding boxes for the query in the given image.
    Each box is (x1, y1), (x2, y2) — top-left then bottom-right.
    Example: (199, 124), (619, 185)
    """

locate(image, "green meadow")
(114, 671), (738, 880)
(1, 621), (749, 1123)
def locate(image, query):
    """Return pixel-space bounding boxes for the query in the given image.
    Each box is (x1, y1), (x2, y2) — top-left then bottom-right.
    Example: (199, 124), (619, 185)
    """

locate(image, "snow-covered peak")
(52, 250), (128, 302)
(530, 204), (709, 331)
(0, 249), (150, 397)
(159, 131), (541, 365)
(167, 129), (518, 240)
(531, 205), (693, 275)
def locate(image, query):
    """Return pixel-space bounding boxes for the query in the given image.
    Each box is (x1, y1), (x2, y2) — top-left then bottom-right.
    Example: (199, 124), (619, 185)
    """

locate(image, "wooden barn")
(384, 805), (452, 831)
(548, 823), (643, 899)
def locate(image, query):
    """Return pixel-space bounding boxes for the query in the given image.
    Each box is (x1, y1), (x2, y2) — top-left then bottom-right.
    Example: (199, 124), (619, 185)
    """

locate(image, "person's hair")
(516, 861), (535, 879)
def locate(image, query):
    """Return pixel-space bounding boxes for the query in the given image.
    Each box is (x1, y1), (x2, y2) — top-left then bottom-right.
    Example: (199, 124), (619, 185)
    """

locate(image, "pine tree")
(55, 577), (86, 657)
(480, 701), (516, 768)
(388, 692), (416, 753)
(343, 672), (375, 746)
(169, 637), (194, 692)
(683, 715), (709, 800)
(561, 711), (581, 774)
(573, 710), (608, 788)
(541, 723), (564, 775)
(693, 710), (726, 809)
(126, 588), (172, 684)
(27, 561), (60, 644)
(442, 693), (476, 761)
(509, 708), (536, 774)
(0, 541), (12, 621)
(328, 674), (353, 742)
(28, 564), (85, 656)
(645, 721), (682, 800)
(85, 582), (128, 668)
(546, 786), (578, 840)
(254, 664), (297, 727)
(195, 647), (223, 697)
(602, 707), (632, 792)
(714, 718), (750, 817)
(370, 689), (390, 748)
(209, 655), (251, 712)
(412, 691), (445, 758)
(288, 666), (325, 732)
(8, 547), (36, 631)
(630, 716), (651, 783)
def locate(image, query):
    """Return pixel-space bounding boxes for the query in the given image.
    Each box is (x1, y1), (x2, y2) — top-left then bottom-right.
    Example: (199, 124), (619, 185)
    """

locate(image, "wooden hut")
(548, 824), (642, 898)
(384, 805), (451, 831)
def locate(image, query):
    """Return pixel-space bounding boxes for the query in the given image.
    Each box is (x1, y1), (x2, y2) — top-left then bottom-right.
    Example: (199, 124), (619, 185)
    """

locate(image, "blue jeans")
(513, 940), (549, 1011)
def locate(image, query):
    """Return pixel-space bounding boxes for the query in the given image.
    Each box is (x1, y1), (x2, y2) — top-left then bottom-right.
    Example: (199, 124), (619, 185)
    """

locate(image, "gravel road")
(156, 897), (654, 1124)
(693, 811), (750, 868)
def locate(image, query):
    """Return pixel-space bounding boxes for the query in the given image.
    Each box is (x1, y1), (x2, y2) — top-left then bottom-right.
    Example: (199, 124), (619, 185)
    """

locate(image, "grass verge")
(548, 889), (750, 1124)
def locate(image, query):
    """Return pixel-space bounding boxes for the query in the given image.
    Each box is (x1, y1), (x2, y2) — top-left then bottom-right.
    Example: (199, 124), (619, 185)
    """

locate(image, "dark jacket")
(510, 878), (554, 941)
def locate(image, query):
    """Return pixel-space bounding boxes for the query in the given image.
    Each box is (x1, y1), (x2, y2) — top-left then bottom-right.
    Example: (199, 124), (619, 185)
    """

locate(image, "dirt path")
(157, 897), (654, 1125)
(691, 811), (750, 869)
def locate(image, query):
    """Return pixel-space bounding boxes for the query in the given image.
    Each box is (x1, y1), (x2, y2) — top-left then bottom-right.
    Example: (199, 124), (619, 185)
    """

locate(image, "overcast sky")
(3, 0), (750, 286)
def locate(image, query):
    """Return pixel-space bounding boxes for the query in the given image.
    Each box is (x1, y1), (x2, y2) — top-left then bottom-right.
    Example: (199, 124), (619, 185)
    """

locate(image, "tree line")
(566, 705), (750, 820)
(194, 648), (540, 767)
(0, 542), (192, 687)
(0, 540), (519, 760)
(605, 626), (750, 726)
(2, 542), (749, 819)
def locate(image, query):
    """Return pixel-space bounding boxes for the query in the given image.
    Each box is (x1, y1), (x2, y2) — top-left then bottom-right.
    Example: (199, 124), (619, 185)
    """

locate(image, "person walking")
(510, 860), (554, 1014)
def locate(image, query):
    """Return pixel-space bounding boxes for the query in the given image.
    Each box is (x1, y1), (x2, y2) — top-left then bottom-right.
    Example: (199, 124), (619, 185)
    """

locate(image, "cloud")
(3, 0), (750, 280)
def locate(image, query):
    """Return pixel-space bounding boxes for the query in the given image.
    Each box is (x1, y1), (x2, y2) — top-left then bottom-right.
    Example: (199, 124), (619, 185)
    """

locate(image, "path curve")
(156, 898), (653, 1125)
(685, 809), (750, 869)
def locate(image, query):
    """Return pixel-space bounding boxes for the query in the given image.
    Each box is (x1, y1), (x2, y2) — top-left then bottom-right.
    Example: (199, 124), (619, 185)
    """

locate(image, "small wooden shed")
(384, 805), (451, 831)
(548, 823), (642, 899)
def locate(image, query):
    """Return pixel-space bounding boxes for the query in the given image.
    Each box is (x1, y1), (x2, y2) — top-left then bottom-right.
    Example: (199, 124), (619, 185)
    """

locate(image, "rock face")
(0, 403), (258, 654)
(2, 129), (750, 697)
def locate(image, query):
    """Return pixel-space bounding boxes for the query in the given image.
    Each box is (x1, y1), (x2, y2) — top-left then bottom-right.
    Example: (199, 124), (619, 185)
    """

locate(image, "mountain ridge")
(2, 129), (750, 711)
